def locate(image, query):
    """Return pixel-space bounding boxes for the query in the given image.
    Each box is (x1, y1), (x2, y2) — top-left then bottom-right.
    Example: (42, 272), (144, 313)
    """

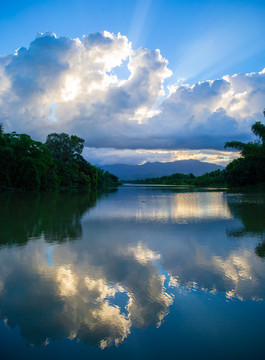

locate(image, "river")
(0, 185), (265, 359)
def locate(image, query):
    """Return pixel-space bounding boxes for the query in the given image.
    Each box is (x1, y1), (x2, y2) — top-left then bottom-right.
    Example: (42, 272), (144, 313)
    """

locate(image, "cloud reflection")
(1, 189), (265, 348)
(0, 237), (172, 348)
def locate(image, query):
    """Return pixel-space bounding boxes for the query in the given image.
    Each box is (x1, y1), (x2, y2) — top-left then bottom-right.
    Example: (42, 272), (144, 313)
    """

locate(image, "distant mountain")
(101, 160), (224, 181)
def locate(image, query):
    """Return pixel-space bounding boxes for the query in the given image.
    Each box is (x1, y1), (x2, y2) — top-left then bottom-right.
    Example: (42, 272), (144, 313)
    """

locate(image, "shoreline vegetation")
(0, 126), (120, 192)
(0, 116), (264, 191)
(128, 169), (227, 187)
(129, 118), (265, 188)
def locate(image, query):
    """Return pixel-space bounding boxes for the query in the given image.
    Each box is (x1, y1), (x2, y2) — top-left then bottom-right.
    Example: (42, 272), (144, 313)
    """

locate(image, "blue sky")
(1, 0), (265, 165)
(2, 0), (265, 84)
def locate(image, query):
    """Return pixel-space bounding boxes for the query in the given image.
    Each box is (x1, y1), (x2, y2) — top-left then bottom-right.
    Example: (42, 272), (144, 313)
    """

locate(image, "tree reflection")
(0, 190), (115, 247)
(226, 191), (265, 257)
(0, 188), (173, 349)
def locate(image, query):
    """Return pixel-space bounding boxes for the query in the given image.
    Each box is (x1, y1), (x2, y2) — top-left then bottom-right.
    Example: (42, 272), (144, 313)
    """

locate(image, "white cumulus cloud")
(0, 31), (264, 163)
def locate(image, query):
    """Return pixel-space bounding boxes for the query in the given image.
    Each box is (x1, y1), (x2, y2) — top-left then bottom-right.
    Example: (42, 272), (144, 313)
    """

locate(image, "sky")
(1, 0), (265, 166)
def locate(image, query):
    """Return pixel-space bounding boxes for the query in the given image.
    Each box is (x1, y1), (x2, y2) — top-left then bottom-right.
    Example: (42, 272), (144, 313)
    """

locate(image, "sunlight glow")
(84, 277), (118, 300)
(127, 242), (160, 264)
(93, 31), (131, 72)
(57, 266), (77, 297)
(83, 147), (240, 167)
(128, 0), (152, 46)
(129, 106), (160, 123)
(135, 193), (231, 223)
(61, 76), (80, 101)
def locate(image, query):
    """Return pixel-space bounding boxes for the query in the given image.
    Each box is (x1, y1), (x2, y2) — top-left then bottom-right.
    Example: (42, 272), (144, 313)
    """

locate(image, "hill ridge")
(100, 160), (224, 180)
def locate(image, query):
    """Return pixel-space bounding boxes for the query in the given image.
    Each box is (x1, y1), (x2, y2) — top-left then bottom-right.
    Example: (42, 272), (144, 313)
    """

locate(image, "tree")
(0, 128), (120, 191)
(45, 132), (98, 188)
(225, 114), (265, 186)
(0, 131), (57, 190)
(45, 133), (84, 163)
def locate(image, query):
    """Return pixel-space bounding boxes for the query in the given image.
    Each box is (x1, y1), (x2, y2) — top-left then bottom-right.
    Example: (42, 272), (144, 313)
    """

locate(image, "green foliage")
(133, 172), (191, 185)
(74, 154), (98, 188)
(192, 169), (227, 186)
(225, 118), (265, 186)
(131, 169), (227, 187)
(0, 131), (58, 190)
(45, 132), (99, 189)
(0, 129), (120, 191)
(96, 168), (121, 188)
(45, 133), (84, 163)
(44, 132), (120, 189)
(251, 121), (265, 143)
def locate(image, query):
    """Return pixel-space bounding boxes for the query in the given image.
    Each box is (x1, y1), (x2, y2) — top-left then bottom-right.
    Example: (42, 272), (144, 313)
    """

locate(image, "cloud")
(151, 74), (264, 150)
(83, 147), (240, 166)
(0, 31), (265, 161)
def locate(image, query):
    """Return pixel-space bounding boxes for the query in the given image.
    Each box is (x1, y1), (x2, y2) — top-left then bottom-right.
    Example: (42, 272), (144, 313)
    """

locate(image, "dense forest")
(0, 125), (120, 191)
(132, 118), (265, 187)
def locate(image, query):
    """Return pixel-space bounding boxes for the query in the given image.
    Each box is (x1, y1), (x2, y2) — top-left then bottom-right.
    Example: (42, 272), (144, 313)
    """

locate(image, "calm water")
(1, 185), (265, 360)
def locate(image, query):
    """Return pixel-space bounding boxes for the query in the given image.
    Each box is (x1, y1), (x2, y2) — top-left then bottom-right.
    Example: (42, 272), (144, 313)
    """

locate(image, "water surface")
(1, 186), (265, 359)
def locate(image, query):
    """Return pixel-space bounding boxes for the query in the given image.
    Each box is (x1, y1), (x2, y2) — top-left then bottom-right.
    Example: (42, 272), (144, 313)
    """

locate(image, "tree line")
(0, 126), (120, 191)
(224, 119), (265, 186)
(130, 169), (227, 187)
(132, 116), (265, 187)
(1, 114), (265, 190)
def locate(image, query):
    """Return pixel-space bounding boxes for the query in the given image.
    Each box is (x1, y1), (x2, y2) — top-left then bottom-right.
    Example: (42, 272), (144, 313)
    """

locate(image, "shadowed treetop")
(45, 132), (84, 163)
